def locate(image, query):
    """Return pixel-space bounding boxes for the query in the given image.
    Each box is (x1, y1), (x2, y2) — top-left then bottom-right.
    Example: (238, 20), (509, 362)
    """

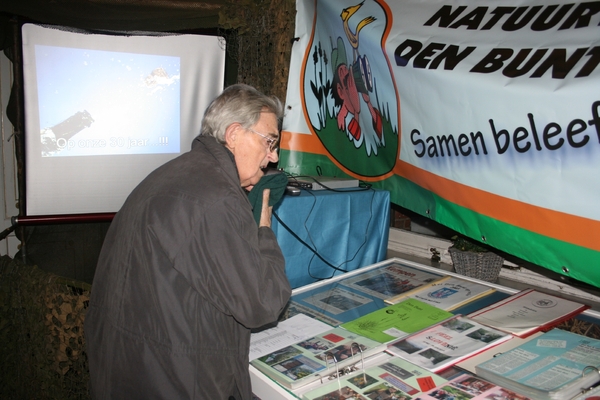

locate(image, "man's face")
(227, 112), (279, 190)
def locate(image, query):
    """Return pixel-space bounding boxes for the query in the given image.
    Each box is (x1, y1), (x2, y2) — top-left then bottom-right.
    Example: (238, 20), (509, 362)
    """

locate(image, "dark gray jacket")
(84, 135), (291, 399)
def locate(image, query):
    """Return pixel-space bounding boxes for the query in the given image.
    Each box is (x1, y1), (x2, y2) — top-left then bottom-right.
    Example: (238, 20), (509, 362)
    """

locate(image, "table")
(271, 188), (390, 289)
(249, 256), (600, 400)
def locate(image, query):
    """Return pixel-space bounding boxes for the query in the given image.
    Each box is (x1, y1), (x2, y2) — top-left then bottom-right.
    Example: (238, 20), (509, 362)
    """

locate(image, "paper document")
(249, 313), (332, 361)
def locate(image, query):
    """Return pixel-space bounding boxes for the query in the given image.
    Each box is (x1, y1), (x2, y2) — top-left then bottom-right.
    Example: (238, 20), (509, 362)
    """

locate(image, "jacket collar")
(191, 134), (240, 184)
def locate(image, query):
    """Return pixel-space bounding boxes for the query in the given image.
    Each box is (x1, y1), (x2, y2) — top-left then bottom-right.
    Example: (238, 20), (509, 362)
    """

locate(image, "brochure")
(386, 315), (513, 372)
(468, 288), (590, 338)
(341, 298), (454, 343)
(385, 275), (495, 311)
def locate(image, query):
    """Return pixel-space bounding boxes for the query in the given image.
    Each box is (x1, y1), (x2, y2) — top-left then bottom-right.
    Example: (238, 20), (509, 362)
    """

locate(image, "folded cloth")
(247, 171), (288, 225)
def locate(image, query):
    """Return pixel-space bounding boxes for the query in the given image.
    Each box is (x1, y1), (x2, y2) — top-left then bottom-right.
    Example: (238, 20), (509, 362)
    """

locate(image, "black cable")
(272, 187), (376, 282)
(298, 189), (330, 280)
(310, 187), (375, 280)
(272, 209), (347, 275)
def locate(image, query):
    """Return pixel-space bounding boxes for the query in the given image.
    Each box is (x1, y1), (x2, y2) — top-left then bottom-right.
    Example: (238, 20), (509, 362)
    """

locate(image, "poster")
(280, 0), (600, 287)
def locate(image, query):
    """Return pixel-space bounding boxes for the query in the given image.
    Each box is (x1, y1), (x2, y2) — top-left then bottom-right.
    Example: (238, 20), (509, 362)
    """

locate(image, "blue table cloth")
(271, 188), (390, 288)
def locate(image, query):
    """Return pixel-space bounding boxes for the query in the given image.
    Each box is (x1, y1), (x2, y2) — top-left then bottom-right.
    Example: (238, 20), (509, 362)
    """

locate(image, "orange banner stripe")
(396, 160), (599, 251)
(281, 131), (599, 251)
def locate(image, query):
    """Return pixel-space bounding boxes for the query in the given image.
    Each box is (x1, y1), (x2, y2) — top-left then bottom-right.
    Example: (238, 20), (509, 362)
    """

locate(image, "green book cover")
(341, 298), (454, 343)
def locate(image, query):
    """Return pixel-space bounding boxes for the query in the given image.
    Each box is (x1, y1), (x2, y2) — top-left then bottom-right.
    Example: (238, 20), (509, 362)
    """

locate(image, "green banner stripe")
(381, 174), (599, 287)
(279, 150), (600, 287)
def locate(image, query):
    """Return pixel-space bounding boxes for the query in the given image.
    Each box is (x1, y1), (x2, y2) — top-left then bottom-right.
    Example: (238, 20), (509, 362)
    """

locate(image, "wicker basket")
(449, 247), (504, 282)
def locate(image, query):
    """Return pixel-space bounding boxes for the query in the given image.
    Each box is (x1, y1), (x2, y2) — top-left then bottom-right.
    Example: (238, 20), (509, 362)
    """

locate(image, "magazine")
(386, 315), (513, 372)
(341, 298), (454, 343)
(475, 328), (600, 400)
(250, 327), (387, 390)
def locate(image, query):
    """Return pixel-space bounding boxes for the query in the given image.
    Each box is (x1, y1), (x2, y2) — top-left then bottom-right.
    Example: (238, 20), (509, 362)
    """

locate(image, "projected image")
(36, 45), (181, 157)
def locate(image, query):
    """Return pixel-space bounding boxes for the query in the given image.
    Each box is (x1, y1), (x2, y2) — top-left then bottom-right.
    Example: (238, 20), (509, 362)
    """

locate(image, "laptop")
(288, 176), (359, 190)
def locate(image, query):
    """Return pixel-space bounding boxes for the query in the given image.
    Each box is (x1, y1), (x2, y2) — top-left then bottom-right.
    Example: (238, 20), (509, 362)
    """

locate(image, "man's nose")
(267, 149), (279, 163)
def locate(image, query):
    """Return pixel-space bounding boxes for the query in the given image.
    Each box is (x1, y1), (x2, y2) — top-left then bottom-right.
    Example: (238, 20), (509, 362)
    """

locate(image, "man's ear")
(224, 123), (240, 149)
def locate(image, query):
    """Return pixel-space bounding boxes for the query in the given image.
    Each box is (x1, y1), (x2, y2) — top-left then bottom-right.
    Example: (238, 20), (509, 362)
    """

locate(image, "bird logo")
(302, 0), (399, 178)
(332, 2), (383, 142)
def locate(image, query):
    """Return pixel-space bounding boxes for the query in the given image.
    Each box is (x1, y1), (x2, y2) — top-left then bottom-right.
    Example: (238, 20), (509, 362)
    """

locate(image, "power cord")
(272, 186), (376, 282)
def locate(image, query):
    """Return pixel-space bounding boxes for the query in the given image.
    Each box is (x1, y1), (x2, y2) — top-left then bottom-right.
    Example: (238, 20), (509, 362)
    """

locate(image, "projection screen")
(22, 23), (226, 216)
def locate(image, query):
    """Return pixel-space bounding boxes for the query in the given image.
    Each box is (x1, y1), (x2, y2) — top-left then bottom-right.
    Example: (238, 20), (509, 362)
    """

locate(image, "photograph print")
(258, 345), (302, 366)
(272, 355), (325, 381)
(442, 318), (474, 333)
(466, 328), (504, 344)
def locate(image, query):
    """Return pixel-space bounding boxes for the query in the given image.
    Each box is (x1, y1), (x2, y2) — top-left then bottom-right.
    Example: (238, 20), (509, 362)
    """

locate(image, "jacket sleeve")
(171, 193), (291, 329)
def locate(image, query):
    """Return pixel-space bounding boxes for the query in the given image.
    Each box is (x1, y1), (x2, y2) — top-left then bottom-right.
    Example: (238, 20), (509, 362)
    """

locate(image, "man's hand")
(259, 188), (272, 228)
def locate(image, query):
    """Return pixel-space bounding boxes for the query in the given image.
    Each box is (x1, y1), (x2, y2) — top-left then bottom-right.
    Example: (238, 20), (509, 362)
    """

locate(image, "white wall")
(0, 52), (21, 257)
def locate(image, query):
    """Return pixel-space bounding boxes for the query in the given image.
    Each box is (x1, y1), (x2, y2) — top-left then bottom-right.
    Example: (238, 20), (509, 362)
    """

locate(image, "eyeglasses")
(247, 128), (279, 153)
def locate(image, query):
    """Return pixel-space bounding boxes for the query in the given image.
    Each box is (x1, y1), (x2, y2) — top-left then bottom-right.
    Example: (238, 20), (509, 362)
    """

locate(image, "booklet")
(250, 327), (387, 390)
(386, 315), (513, 372)
(468, 288), (590, 338)
(416, 372), (532, 399)
(341, 298), (454, 343)
(286, 262), (443, 326)
(475, 328), (600, 400)
(249, 313), (332, 361)
(301, 354), (448, 400)
(384, 275), (495, 311)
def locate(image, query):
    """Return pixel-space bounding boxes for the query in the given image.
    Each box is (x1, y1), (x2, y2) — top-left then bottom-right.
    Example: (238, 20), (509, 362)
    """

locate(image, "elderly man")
(84, 84), (292, 399)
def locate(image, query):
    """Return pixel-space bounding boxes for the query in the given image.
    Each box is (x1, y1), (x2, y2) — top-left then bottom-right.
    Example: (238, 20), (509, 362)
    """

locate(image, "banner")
(280, 0), (600, 287)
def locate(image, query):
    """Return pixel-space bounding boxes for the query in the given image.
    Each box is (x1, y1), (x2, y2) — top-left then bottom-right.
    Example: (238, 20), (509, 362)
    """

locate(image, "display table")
(249, 256), (600, 400)
(271, 188), (390, 289)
